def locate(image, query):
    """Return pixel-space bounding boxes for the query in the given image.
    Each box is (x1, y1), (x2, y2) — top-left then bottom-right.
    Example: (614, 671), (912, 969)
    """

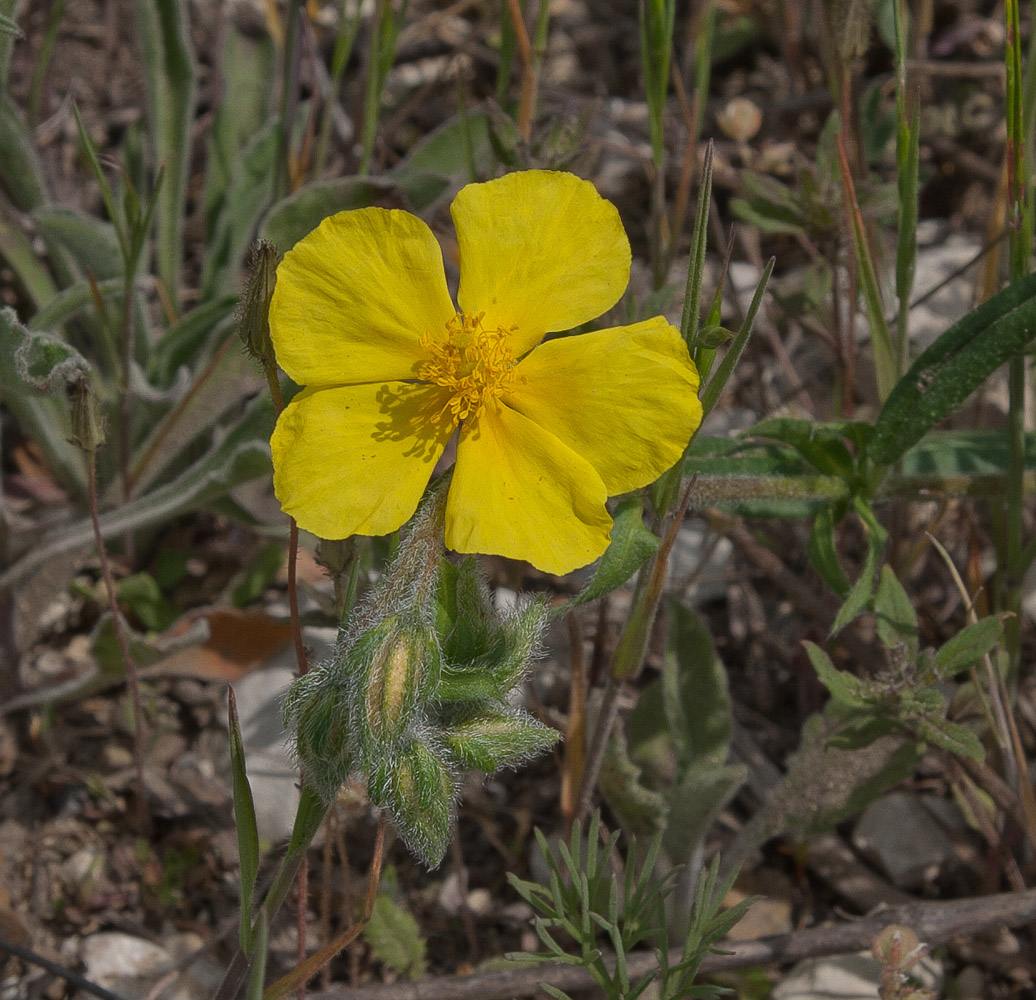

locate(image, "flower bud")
(441, 707), (557, 772)
(238, 240), (278, 366)
(283, 668), (353, 802)
(370, 738), (456, 869)
(354, 617), (439, 751)
(68, 376), (106, 452)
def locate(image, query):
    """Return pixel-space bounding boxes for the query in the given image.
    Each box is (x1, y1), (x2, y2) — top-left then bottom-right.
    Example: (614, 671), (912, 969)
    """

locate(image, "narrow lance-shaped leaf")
(869, 269), (1036, 468)
(830, 496), (887, 636)
(133, 0), (196, 311)
(228, 687), (260, 953)
(934, 615), (1005, 677)
(569, 497), (659, 608)
(837, 131), (897, 402)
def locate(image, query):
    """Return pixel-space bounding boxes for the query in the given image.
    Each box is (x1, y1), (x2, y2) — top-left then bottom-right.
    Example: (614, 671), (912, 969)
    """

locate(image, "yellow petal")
(272, 382), (452, 538)
(505, 317), (702, 494)
(270, 208), (456, 386)
(446, 400), (612, 575)
(451, 171), (631, 357)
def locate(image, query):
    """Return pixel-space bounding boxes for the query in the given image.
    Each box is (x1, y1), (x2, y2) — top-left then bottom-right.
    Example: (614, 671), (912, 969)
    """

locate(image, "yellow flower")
(270, 170), (702, 575)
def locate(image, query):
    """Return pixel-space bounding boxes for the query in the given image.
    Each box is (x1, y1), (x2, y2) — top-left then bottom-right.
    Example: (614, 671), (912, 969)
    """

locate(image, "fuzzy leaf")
(804, 641), (869, 707)
(663, 600), (734, 767)
(873, 565), (918, 653)
(574, 497), (659, 606)
(870, 269), (1036, 467)
(934, 616), (1004, 676)
(363, 889), (428, 980)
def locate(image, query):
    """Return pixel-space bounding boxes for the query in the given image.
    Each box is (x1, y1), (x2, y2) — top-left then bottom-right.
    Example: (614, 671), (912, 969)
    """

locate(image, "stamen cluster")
(418, 312), (521, 427)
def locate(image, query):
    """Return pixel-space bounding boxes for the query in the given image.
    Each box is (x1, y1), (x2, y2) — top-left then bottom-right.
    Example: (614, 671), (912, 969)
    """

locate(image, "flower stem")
(87, 448), (148, 836)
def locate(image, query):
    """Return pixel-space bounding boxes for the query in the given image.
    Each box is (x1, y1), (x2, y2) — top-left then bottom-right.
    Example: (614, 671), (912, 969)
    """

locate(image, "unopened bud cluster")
(284, 488), (557, 868)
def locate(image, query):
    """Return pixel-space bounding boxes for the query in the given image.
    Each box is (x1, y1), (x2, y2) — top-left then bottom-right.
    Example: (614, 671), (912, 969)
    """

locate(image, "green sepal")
(370, 738), (457, 870)
(440, 707), (558, 772)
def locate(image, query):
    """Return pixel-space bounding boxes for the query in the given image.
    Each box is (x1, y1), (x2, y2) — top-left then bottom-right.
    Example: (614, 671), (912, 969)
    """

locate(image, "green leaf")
(598, 726), (668, 838)
(663, 600), (734, 767)
(870, 269), (1036, 468)
(662, 762), (744, 863)
(260, 177), (407, 254)
(0, 308), (87, 496)
(117, 572), (176, 631)
(228, 687), (260, 953)
(133, 0), (196, 309)
(830, 497), (887, 636)
(31, 205), (123, 281)
(803, 641), (869, 707)
(746, 418), (858, 478)
(0, 93), (47, 210)
(917, 718), (984, 759)
(440, 707), (558, 772)
(11, 323), (90, 390)
(572, 497), (659, 606)
(807, 502), (850, 597)
(390, 112), (493, 210)
(934, 616), (1004, 676)
(201, 25), (275, 239)
(700, 257), (773, 422)
(363, 885), (428, 980)
(202, 122), (279, 298)
(128, 326), (264, 495)
(148, 293), (238, 385)
(231, 542), (284, 608)
(873, 565), (918, 652)
(0, 394), (274, 592)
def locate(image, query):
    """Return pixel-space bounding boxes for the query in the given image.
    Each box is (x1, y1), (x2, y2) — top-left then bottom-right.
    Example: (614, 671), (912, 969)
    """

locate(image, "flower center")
(418, 312), (521, 428)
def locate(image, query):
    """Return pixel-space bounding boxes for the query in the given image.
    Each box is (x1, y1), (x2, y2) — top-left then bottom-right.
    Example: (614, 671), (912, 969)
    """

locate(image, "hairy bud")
(370, 738), (456, 869)
(353, 617), (439, 752)
(238, 240), (278, 366)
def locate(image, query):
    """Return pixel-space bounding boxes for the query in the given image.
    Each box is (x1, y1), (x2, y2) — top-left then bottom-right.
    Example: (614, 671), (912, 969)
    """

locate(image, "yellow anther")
(418, 312), (521, 428)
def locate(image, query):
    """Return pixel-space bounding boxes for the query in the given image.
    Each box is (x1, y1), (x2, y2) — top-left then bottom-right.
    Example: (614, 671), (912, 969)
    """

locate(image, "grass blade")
(133, 0), (196, 312)
(228, 687), (261, 953)
(836, 131), (896, 401)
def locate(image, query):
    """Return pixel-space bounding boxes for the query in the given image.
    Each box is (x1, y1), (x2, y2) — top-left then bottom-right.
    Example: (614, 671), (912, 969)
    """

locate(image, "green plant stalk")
(27, 0), (64, 125)
(892, 0), (919, 376)
(262, 815), (388, 1000)
(313, 0), (363, 178)
(214, 786), (330, 1000)
(836, 132), (897, 402)
(86, 446), (148, 836)
(639, 0), (676, 288)
(0, 0), (16, 92)
(457, 77), (477, 183)
(496, 0), (517, 103)
(359, 0), (408, 175)
(276, 0), (303, 198)
(1005, 0), (1029, 676)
